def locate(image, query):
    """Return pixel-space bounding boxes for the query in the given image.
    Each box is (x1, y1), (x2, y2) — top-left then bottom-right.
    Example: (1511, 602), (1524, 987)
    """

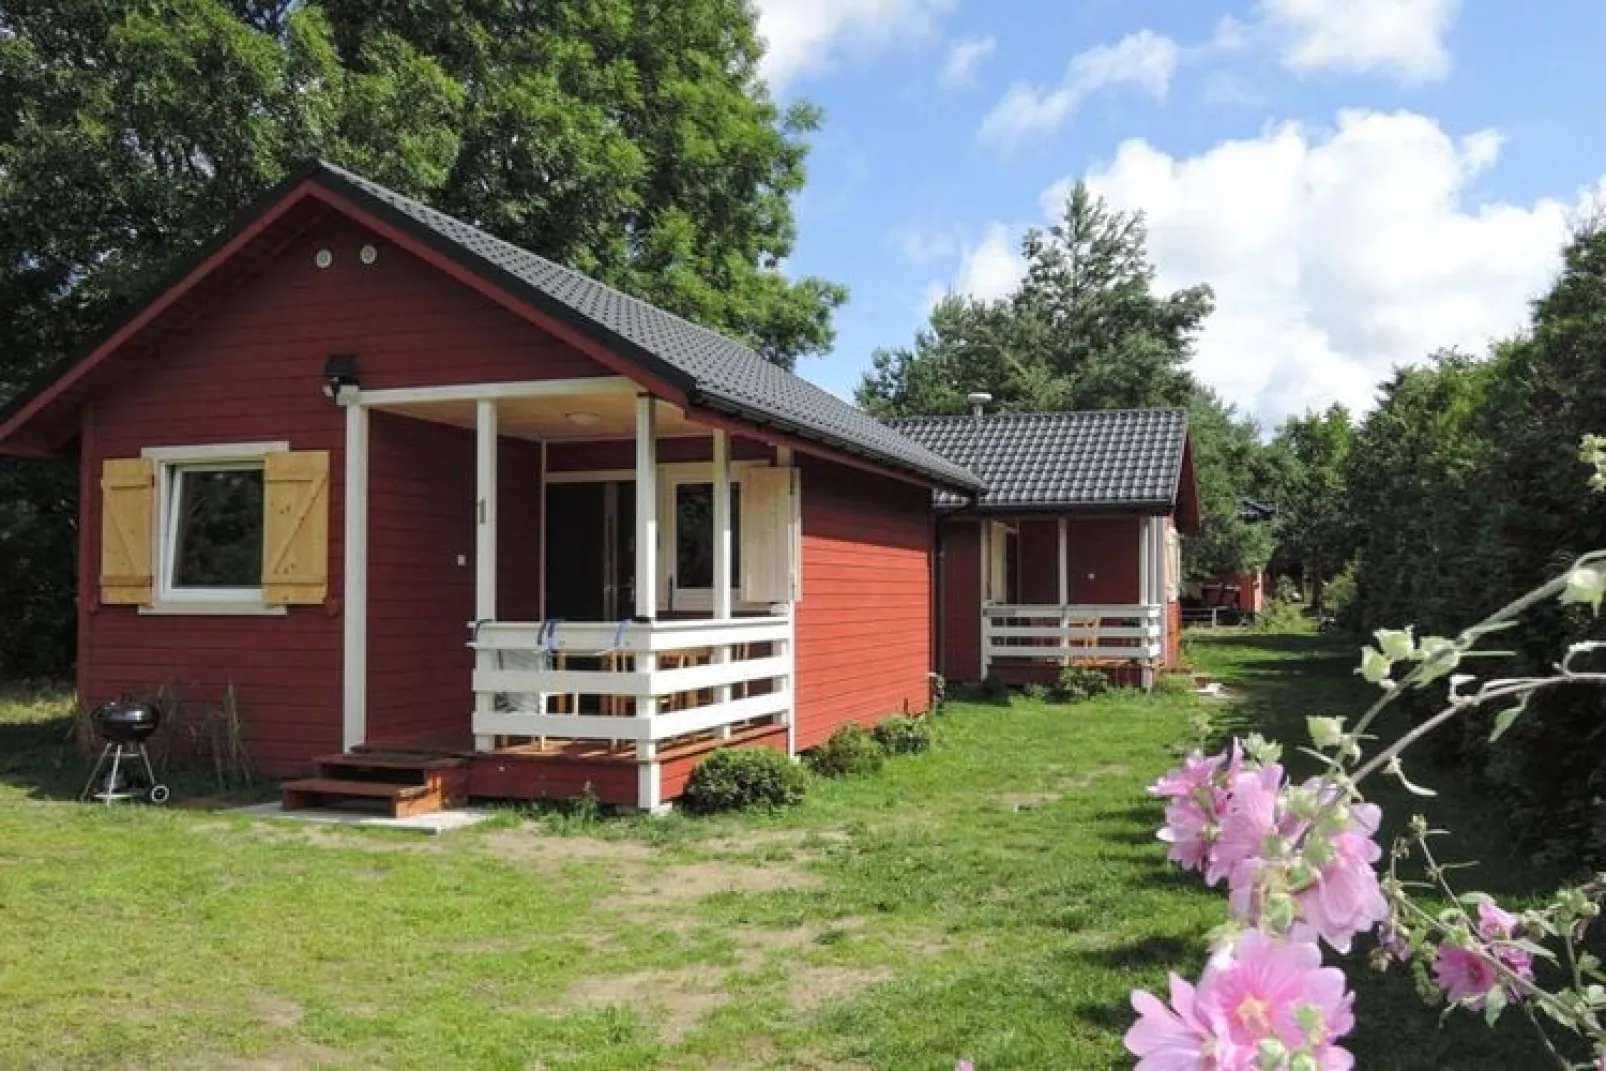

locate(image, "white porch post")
(635, 395), (658, 621)
(634, 395), (662, 809)
(341, 401), (369, 751)
(712, 429), (734, 738)
(979, 520), (992, 680)
(474, 399), (499, 750)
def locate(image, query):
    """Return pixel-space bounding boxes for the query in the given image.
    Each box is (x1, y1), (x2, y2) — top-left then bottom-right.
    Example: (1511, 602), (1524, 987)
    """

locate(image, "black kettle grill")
(80, 699), (170, 805)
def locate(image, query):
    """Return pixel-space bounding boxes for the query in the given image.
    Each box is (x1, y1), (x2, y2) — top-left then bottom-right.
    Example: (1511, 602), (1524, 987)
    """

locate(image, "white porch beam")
(635, 395), (658, 620)
(355, 375), (636, 408)
(474, 399), (499, 750)
(341, 402), (369, 751)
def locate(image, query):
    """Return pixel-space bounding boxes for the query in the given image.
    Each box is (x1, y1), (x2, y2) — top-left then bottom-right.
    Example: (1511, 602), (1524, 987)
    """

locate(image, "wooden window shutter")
(100, 457), (156, 605)
(739, 466), (800, 604)
(262, 450), (330, 605)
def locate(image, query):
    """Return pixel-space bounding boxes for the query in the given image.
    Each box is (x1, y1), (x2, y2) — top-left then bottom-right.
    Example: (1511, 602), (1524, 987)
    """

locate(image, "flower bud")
(1264, 892), (1299, 931)
(1357, 646), (1392, 685)
(1374, 627), (1415, 661)
(1307, 716), (1347, 750)
(1289, 1053), (1319, 1071)
(1562, 565), (1606, 615)
(1256, 1038), (1289, 1070)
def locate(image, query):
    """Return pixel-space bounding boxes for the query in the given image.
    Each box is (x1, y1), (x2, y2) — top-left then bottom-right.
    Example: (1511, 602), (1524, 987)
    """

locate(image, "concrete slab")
(228, 801), (494, 835)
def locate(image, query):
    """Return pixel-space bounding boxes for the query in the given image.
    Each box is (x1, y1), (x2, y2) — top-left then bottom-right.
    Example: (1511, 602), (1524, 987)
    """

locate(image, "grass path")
(0, 634), (1556, 1068)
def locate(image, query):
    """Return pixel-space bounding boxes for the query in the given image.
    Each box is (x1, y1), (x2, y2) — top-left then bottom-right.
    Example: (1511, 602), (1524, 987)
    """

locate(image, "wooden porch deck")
(290, 721), (791, 810)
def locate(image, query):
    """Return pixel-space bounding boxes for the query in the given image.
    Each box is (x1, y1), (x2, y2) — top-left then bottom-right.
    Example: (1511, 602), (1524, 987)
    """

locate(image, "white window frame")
(140, 441), (289, 616)
(660, 462), (765, 613)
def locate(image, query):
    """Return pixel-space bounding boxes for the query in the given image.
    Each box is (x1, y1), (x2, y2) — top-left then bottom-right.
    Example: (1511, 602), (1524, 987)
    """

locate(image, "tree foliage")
(0, 0), (844, 677)
(1184, 388), (1280, 582)
(1267, 405), (1356, 607)
(1342, 224), (1606, 866)
(857, 183), (1211, 418)
(857, 183), (1274, 577)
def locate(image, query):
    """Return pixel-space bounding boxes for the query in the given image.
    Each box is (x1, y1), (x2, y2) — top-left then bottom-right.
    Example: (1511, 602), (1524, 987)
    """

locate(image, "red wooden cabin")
(0, 162), (982, 812)
(890, 411), (1200, 689)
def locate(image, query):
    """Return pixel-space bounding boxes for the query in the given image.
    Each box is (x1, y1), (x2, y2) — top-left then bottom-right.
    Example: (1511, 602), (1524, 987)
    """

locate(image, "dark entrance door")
(544, 481), (635, 621)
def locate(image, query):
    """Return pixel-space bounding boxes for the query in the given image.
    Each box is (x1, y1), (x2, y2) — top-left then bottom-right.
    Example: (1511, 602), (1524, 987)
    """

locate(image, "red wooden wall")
(79, 210), (610, 775)
(939, 520), (983, 684)
(793, 455), (933, 749)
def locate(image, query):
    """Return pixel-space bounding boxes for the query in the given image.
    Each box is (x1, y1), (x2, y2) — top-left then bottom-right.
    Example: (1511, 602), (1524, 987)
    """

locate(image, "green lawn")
(0, 633), (1556, 1068)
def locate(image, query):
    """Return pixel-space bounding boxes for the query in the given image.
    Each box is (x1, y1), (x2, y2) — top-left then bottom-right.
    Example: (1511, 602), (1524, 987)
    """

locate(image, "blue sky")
(753, 0), (1606, 428)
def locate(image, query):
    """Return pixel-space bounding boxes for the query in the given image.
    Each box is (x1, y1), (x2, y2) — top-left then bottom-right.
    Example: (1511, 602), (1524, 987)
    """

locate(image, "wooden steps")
(281, 751), (469, 818)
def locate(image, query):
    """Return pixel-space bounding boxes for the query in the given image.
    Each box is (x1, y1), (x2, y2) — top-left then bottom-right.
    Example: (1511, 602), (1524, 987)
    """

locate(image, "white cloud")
(978, 30), (1180, 147)
(754, 0), (954, 92)
(1257, 0), (1460, 82)
(941, 35), (996, 87)
(891, 221), (962, 264)
(1069, 110), (1588, 426)
(924, 223), (1027, 308)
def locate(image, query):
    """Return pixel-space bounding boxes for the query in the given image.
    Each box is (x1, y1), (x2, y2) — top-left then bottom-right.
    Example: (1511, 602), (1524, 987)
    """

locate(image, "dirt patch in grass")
(480, 828), (658, 868)
(249, 993), (304, 1030)
(554, 966), (730, 1043)
(595, 859), (822, 915)
(786, 965), (895, 1012)
(200, 1041), (344, 1069)
(1060, 763), (1131, 790)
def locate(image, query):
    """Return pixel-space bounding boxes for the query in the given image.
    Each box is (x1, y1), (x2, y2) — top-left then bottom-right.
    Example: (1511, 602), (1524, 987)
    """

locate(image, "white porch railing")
(468, 616), (793, 744)
(982, 603), (1163, 668)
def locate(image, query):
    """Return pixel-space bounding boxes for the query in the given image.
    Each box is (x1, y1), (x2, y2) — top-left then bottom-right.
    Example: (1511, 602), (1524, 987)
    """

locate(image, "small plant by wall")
(805, 724), (885, 778)
(1053, 666), (1110, 704)
(683, 748), (809, 813)
(872, 715), (932, 756)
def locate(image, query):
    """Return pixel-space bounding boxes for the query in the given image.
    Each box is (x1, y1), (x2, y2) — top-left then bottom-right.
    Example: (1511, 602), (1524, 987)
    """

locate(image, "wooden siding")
(1065, 516), (1142, 604)
(939, 519), (982, 683)
(468, 753), (637, 806)
(79, 211), (611, 776)
(793, 455), (933, 750)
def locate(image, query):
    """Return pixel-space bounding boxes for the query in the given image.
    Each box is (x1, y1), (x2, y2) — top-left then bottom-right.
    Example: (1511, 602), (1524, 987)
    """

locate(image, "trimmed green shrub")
(1054, 665), (1110, 703)
(979, 672), (1010, 704)
(1021, 682), (1051, 703)
(683, 747), (808, 813)
(805, 724), (885, 778)
(1150, 672), (1195, 698)
(872, 715), (932, 756)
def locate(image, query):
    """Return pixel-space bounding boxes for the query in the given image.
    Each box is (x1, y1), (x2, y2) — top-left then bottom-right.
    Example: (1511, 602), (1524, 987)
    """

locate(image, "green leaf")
(1490, 704), (1525, 742)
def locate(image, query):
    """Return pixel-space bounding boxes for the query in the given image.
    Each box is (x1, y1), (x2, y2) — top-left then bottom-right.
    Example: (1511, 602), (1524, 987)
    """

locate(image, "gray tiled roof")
(314, 163), (983, 493)
(887, 409), (1188, 511)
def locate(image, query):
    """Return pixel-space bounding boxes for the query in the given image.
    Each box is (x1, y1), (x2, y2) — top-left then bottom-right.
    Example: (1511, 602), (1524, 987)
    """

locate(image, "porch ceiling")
(371, 392), (708, 441)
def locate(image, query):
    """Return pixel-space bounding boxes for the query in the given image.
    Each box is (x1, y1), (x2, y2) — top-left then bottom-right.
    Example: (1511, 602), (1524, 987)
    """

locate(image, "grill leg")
(103, 745), (126, 806)
(80, 743), (114, 802)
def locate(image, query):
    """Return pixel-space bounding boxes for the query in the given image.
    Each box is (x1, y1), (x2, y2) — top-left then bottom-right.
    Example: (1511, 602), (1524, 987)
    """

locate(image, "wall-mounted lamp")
(565, 411), (601, 428)
(322, 353), (361, 402)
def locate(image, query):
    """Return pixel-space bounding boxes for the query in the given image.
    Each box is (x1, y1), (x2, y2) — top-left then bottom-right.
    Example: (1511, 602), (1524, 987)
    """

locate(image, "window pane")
(674, 483), (740, 590)
(172, 468), (264, 589)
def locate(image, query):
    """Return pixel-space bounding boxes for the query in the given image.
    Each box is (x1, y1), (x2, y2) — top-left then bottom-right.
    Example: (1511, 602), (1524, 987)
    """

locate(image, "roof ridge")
(888, 406), (1187, 422)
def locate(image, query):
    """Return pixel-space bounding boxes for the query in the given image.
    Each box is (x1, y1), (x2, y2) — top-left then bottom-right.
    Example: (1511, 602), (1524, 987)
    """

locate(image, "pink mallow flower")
(1126, 973), (1216, 1070)
(1207, 764), (1288, 888)
(1127, 931), (1356, 1070)
(1435, 900), (1535, 1008)
(1293, 802), (1388, 954)
(1151, 748), (1240, 876)
(1149, 751), (1227, 800)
